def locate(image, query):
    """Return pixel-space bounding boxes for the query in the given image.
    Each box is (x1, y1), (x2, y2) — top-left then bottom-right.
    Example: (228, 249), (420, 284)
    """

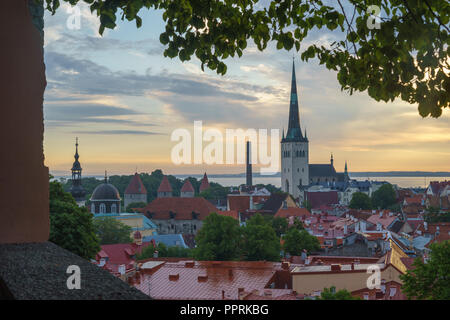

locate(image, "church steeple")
(70, 137), (86, 204)
(284, 59), (305, 142)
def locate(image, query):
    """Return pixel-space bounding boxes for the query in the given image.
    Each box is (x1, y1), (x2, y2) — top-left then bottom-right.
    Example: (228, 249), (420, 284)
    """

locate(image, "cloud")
(44, 102), (155, 127)
(44, 51), (262, 101)
(72, 130), (163, 135)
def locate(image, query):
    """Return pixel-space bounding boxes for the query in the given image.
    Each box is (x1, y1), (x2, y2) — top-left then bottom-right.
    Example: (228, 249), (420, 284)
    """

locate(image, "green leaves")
(44, 0), (449, 117)
(400, 241), (450, 300)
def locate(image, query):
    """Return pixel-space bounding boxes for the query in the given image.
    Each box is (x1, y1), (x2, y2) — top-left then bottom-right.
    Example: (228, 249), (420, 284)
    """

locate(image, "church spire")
(70, 137), (86, 204)
(284, 59), (305, 142)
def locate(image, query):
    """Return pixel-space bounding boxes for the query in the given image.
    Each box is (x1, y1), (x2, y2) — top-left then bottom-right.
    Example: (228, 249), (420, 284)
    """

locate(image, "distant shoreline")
(52, 171), (450, 179)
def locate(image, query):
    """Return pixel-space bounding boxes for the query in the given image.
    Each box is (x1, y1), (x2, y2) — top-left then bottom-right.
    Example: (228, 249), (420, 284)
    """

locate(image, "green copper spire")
(284, 59), (306, 142)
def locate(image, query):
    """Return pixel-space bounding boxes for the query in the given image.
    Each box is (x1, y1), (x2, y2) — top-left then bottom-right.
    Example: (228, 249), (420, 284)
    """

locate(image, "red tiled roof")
(125, 173), (147, 195)
(133, 260), (299, 300)
(228, 195), (250, 212)
(275, 207), (311, 219)
(181, 179), (195, 193)
(218, 210), (239, 220)
(143, 197), (218, 220)
(367, 212), (398, 229)
(227, 195), (270, 213)
(96, 242), (153, 273)
(428, 181), (450, 195)
(199, 173), (210, 193)
(306, 191), (339, 209)
(403, 196), (423, 205)
(157, 176), (173, 193)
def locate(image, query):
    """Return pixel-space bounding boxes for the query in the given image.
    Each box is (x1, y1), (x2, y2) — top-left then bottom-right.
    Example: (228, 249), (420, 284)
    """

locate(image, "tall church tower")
(281, 60), (309, 199)
(70, 137), (86, 206)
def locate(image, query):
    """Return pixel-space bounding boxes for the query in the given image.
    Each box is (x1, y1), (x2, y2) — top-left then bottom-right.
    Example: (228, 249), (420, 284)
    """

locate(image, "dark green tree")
(194, 213), (242, 261)
(242, 214), (281, 261)
(371, 184), (397, 209)
(125, 201), (147, 212)
(41, 0), (449, 117)
(283, 228), (320, 256)
(425, 207), (450, 223)
(137, 242), (193, 260)
(349, 192), (372, 209)
(49, 177), (100, 260)
(291, 218), (305, 231)
(400, 240), (450, 300)
(93, 217), (133, 245)
(271, 217), (289, 237)
(316, 286), (360, 300)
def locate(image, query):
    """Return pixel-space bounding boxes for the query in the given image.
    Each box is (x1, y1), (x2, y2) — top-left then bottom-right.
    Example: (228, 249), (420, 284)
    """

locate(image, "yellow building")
(291, 240), (410, 296)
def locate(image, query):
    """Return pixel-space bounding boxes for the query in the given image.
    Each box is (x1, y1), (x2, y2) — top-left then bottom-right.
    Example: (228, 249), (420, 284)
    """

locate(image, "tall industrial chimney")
(246, 141), (252, 188)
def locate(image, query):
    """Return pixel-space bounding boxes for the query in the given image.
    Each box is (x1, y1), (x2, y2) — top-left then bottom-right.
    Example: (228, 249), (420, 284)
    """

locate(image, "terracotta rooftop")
(218, 210), (239, 220)
(180, 179), (195, 193)
(306, 191), (339, 209)
(275, 207), (311, 219)
(199, 173), (210, 193)
(132, 260), (299, 300)
(157, 176), (172, 193)
(367, 212), (398, 229)
(125, 173), (147, 195)
(142, 197), (218, 220)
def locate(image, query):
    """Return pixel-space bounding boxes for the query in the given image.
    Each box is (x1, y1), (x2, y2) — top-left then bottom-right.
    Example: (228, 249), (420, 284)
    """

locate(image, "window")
(111, 203), (117, 213)
(363, 293), (369, 300)
(99, 203), (106, 213)
(91, 203), (95, 213)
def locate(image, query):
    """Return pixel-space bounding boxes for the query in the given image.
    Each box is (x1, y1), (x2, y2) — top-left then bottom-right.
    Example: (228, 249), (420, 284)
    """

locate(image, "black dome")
(91, 183), (121, 201)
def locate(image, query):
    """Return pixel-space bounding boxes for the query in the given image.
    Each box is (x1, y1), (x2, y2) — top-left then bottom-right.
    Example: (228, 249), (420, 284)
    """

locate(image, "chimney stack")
(246, 141), (252, 188)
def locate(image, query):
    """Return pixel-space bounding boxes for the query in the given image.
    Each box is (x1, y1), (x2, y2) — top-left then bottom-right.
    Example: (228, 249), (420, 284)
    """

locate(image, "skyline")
(43, 3), (450, 176)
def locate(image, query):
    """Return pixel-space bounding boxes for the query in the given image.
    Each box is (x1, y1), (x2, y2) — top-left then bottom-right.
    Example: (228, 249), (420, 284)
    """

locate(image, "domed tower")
(281, 60), (309, 200)
(69, 137), (86, 207)
(90, 171), (121, 215)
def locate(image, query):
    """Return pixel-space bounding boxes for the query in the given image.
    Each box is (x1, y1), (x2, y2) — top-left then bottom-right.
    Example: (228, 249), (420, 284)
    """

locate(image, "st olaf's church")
(281, 60), (349, 200)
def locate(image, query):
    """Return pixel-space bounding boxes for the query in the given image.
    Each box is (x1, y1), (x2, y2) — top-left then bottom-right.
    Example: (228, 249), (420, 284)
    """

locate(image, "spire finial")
(74, 137), (79, 161)
(105, 170), (108, 183)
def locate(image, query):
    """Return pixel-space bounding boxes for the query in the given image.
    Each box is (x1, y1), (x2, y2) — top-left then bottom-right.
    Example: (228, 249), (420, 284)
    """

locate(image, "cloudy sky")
(43, 3), (450, 176)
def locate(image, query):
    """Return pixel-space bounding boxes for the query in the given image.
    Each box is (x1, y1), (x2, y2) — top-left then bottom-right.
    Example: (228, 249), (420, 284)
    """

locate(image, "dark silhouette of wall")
(0, 0), (49, 243)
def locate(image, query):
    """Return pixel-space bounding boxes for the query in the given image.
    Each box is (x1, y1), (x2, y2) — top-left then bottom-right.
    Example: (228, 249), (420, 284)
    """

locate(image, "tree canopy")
(92, 216), (133, 245)
(193, 212), (242, 261)
(283, 227), (320, 256)
(400, 240), (450, 300)
(349, 191), (372, 209)
(42, 0), (449, 117)
(242, 214), (281, 261)
(49, 177), (100, 260)
(371, 183), (397, 209)
(316, 286), (360, 300)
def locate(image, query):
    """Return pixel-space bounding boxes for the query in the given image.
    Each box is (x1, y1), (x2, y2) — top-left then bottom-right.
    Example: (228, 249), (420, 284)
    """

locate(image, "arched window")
(91, 203), (95, 214)
(100, 203), (106, 214)
(286, 179), (290, 193)
(111, 203), (117, 213)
